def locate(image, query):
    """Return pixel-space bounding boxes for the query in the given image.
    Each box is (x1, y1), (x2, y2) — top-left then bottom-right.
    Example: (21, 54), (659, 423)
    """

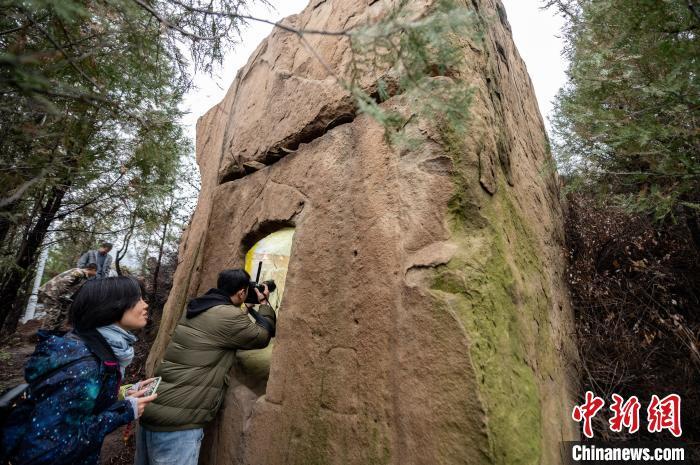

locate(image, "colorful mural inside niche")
(244, 227), (295, 310)
(237, 227), (295, 393)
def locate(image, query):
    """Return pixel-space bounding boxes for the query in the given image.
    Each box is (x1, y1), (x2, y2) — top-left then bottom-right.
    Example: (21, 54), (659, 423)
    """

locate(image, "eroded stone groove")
(217, 79), (405, 185)
(218, 97), (358, 183)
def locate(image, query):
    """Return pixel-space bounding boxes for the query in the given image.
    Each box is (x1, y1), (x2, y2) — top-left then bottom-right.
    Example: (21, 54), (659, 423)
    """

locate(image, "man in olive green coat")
(136, 269), (276, 465)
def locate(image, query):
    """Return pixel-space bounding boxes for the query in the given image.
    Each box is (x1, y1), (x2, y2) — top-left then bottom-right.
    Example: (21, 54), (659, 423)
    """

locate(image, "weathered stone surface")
(147, 0), (579, 463)
(213, 0), (384, 183)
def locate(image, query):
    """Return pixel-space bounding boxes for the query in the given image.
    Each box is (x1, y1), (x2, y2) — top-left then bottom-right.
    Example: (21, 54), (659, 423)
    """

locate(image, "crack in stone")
(217, 78), (402, 185)
(219, 100), (357, 184)
(268, 178), (310, 202)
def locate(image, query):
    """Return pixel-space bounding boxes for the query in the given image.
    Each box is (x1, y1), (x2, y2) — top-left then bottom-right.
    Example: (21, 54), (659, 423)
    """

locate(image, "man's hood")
(186, 288), (234, 318)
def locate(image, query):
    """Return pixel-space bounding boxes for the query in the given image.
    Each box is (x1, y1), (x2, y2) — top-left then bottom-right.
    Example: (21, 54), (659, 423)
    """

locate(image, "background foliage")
(0, 0), (242, 332)
(548, 0), (699, 223)
(547, 0), (700, 445)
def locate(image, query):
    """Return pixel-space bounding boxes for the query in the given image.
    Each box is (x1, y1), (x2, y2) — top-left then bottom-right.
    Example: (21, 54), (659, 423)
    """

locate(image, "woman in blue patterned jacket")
(1, 277), (158, 465)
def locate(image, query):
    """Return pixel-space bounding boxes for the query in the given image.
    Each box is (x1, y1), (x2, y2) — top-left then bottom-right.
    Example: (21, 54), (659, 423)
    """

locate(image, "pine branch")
(21, 9), (103, 92)
(131, 0), (223, 40)
(166, 0), (353, 36)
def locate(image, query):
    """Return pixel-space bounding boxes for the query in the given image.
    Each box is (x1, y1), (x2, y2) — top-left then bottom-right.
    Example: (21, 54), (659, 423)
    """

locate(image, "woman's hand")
(126, 377), (158, 417)
(134, 394), (157, 418)
(127, 378), (156, 397)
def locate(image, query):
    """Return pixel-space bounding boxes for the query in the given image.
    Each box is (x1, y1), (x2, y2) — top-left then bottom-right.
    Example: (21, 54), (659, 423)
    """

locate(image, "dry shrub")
(566, 194), (700, 441)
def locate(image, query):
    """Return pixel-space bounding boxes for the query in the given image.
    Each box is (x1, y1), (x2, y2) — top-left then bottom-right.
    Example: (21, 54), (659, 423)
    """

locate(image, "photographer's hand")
(255, 284), (270, 305)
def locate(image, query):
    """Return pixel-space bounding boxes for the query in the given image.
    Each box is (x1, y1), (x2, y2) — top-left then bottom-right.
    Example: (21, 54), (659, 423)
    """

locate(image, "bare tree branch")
(688, 0), (700, 24)
(0, 19), (35, 36)
(132, 0), (223, 40)
(167, 0), (353, 36)
(541, 0), (579, 21)
(52, 172), (126, 221)
(131, 0), (353, 41)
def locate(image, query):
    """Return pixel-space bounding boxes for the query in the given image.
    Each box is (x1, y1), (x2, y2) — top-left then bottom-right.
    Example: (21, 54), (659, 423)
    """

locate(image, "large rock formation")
(146, 0), (579, 463)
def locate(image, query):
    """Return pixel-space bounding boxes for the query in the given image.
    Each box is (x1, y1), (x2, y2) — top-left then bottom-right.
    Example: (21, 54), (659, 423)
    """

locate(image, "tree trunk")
(0, 105), (97, 335)
(0, 200), (19, 246)
(140, 231), (155, 275)
(151, 209), (171, 306)
(115, 210), (138, 276)
(685, 207), (700, 254)
(0, 184), (68, 334)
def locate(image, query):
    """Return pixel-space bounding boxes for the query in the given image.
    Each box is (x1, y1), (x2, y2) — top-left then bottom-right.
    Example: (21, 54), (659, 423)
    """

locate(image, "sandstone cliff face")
(146, 0), (579, 463)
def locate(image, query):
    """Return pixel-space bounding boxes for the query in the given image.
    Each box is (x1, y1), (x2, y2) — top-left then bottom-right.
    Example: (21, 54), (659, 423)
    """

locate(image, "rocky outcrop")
(146, 0), (579, 463)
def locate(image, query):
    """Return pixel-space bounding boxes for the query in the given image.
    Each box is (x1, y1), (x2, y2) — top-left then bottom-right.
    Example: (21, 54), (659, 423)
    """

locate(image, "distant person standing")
(78, 242), (114, 279)
(39, 263), (97, 330)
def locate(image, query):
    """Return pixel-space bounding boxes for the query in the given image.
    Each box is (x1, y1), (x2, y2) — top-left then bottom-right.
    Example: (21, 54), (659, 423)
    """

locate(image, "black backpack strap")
(73, 329), (117, 364)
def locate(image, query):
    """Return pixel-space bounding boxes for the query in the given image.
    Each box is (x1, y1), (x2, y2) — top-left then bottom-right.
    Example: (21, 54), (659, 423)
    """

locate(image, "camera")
(245, 261), (277, 304)
(245, 279), (276, 305)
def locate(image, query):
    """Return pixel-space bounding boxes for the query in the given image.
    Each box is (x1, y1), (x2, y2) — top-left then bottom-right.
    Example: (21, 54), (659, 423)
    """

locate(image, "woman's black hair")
(217, 269), (250, 295)
(69, 276), (142, 331)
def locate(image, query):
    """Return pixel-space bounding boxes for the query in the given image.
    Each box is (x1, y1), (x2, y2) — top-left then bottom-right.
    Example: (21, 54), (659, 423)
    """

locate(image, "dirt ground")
(0, 322), (35, 393)
(0, 319), (152, 465)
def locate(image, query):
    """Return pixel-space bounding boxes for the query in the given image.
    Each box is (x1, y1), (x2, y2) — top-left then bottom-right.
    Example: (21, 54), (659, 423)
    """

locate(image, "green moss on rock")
(431, 176), (558, 464)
